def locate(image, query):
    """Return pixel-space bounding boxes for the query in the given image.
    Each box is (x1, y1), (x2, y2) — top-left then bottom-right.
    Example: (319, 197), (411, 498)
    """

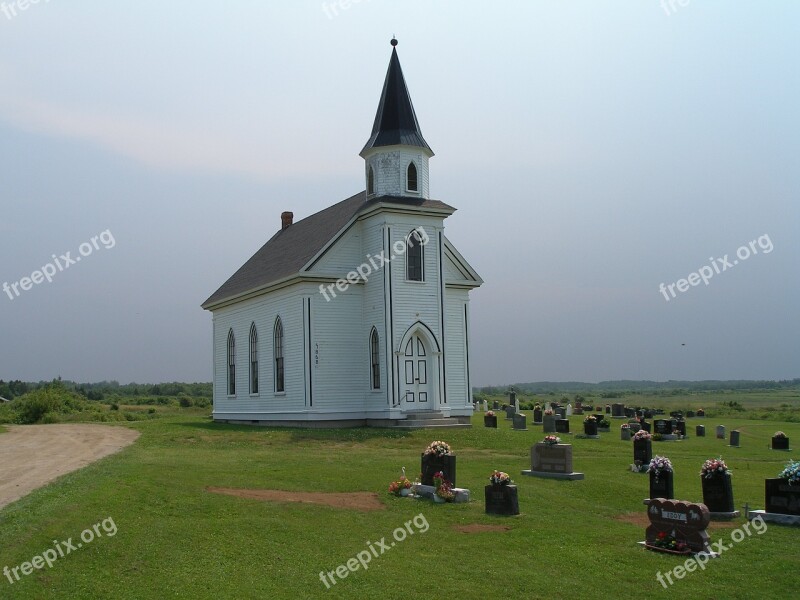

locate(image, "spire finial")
(390, 37), (398, 47)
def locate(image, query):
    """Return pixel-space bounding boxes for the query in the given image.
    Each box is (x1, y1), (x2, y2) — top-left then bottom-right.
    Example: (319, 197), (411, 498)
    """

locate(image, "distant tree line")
(475, 379), (800, 396)
(0, 379), (212, 402)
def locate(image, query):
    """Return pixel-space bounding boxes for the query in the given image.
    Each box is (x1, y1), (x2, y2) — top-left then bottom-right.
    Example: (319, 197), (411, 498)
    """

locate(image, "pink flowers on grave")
(424, 441), (452, 457)
(647, 456), (673, 482)
(489, 470), (512, 485)
(633, 430), (652, 441)
(700, 457), (729, 479)
(542, 435), (561, 446)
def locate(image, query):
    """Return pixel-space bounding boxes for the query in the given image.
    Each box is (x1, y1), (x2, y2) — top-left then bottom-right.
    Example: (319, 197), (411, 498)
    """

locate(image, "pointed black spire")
(360, 38), (433, 156)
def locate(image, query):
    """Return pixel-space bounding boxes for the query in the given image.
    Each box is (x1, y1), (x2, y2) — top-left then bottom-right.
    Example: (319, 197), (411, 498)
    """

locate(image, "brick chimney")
(281, 211), (293, 230)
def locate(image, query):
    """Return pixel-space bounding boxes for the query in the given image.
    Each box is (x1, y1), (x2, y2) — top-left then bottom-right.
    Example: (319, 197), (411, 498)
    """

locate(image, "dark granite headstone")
(729, 430), (740, 447)
(696, 425), (705, 437)
(555, 419), (570, 434)
(484, 415), (497, 428)
(654, 420), (669, 435)
(772, 436), (789, 450)
(634, 439), (652, 465)
(675, 421), (687, 437)
(543, 414), (557, 433)
(513, 414), (527, 430)
(765, 479), (800, 515)
(485, 484), (520, 516)
(584, 421), (598, 436)
(701, 473), (735, 513)
(421, 453), (456, 487)
(650, 470), (674, 500)
(612, 403), (624, 417)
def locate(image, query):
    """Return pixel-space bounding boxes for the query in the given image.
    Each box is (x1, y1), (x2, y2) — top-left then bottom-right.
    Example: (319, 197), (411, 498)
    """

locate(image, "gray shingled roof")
(202, 192), (454, 309)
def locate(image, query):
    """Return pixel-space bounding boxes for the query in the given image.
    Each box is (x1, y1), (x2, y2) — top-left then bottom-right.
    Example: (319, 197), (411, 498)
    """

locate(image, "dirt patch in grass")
(206, 487), (386, 512)
(453, 524), (512, 533)
(615, 512), (739, 529)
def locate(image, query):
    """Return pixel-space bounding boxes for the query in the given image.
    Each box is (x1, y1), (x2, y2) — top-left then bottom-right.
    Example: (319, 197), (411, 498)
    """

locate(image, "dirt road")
(0, 424), (140, 510)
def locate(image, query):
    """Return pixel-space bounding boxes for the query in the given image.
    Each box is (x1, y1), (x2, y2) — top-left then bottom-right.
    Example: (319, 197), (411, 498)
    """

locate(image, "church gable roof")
(202, 192), (454, 309)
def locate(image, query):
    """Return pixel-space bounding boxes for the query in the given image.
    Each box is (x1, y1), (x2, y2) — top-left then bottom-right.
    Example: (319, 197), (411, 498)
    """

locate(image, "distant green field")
(0, 409), (798, 599)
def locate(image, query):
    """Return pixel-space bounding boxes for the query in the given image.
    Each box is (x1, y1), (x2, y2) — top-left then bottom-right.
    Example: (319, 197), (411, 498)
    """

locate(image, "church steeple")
(361, 38), (433, 199)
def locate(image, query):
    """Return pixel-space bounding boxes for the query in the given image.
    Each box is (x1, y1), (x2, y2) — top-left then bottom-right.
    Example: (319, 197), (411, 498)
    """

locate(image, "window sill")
(227, 395), (236, 399)
(274, 392), (286, 397)
(371, 389), (383, 393)
(249, 394), (260, 398)
(404, 279), (426, 284)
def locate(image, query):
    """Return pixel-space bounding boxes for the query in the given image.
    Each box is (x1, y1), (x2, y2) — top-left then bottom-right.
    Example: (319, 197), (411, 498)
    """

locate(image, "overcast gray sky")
(1, 1), (797, 386)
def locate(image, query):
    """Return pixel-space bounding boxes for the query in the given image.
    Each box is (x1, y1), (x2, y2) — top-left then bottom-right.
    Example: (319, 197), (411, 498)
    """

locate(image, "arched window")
(227, 329), (236, 396)
(274, 317), (285, 392)
(249, 323), (259, 394)
(370, 327), (380, 390)
(406, 229), (424, 281)
(407, 162), (418, 192)
(368, 166), (375, 195)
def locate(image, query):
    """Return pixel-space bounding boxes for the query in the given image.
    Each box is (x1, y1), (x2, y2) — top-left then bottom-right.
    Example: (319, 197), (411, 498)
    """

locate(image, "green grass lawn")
(0, 412), (798, 599)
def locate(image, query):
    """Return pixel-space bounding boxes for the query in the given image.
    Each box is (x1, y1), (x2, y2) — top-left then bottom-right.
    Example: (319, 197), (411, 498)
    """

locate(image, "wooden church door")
(402, 335), (430, 410)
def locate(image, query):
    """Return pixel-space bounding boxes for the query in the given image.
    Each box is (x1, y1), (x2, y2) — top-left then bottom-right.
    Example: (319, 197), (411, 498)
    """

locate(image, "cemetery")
(1, 391), (798, 597)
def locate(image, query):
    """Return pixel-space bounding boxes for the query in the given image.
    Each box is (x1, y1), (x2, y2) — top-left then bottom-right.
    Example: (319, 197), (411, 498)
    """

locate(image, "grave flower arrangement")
(700, 457), (729, 479)
(633, 430), (652, 441)
(543, 408), (555, 416)
(584, 415), (596, 423)
(485, 410), (495, 417)
(598, 418), (611, 428)
(424, 441), (452, 457)
(388, 477), (413, 496)
(433, 471), (455, 502)
(652, 433), (663, 441)
(650, 531), (688, 553)
(542, 435), (561, 446)
(778, 460), (800, 485)
(774, 431), (787, 438)
(620, 423), (630, 430)
(647, 456), (673, 483)
(489, 470), (512, 486)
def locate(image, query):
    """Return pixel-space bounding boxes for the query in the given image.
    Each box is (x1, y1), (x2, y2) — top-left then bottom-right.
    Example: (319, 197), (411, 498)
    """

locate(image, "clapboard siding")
(445, 291), (469, 405)
(386, 217), (443, 350)
(360, 220), (389, 407)
(212, 287), (305, 415)
(312, 227), (362, 274)
(309, 285), (370, 409)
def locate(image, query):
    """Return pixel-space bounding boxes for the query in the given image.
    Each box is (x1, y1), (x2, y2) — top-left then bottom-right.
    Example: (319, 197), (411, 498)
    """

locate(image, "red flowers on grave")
(433, 471), (455, 502)
(651, 531), (688, 552)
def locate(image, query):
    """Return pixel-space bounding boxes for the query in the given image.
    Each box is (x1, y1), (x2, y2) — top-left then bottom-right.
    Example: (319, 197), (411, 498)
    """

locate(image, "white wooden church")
(202, 39), (482, 427)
